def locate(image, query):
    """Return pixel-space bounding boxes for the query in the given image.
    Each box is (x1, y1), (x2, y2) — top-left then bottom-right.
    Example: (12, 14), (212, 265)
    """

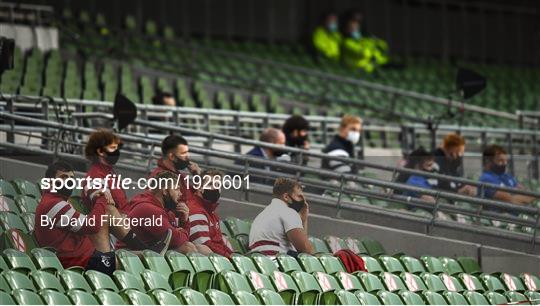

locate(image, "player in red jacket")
(148, 134), (201, 179)
(121, 171), (211, 254)
(187, 169), (233, 258)
(35, 161), (165, 275)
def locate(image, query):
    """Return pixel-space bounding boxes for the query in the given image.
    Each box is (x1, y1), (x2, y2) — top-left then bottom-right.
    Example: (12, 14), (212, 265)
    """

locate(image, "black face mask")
(173, 157), (190, 171)
(202, 189), (221, 203)
(57, 186), (73, 198)
(288, 196), (305, 213)
(163, 192), (177, 211)
(492, 164), (506, 175)
(290, 135), (307, 147)
(273, 148), (287, 157)
(104, 148), (120, 165)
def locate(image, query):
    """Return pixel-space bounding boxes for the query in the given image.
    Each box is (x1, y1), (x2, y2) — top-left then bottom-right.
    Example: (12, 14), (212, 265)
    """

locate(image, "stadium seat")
(141, 269), (173, 292)
(0, 196), (20, 214)
(440, 273), (465, 292)
(505, 291), (529, 303)
(484, 291), (509, 304)
(11, 288), (44, 305)
(422, 290), (448, 305)
(216, 270), (252, 294)
(269, 271), (298, 304)
(250, 253), (279, 275)
(245, 270), (274, 291)
(3, 229), (37, 254)
(231, 290), (261, 305)
(224, 217), (251, 238)
(176, 288), (209, 305)
(479, 273), (506, 292)
(58, 269), (93, 292)
(361, 238), (386, 256)
(355, 291), (382, 305)
(2, 270), (36, 291)
(521, 273), (539, 291)
(151, 288), (183, 305)
(3, 249), (37, 274)
(254, 288), (286, 305)
(399, 291), (425, 305)
(457, 257), (482, 275)
(379, 255), (406, 273)
(439, 257), (464, 276)
(112, 270), (145, 292)
(230, 254), (257, 274)
(0, 212), (29, 233)
(356, 272), (386, 292)
(297, 253), (326, 273)
(443, 291), (468, 305)
(420, 256), (444, 274)
(164, 250), (194, 287)
(121, 289), (155, 305)
(334, 271), (364, 291)
(67, 289), (99, 305)
(30, 270), (65, 292)
(360, 256), (384, 273)
(0, 179), (18, 199)
(421, 273), (447, 293)
(84, 270), (119, 292)
(39, 289), (72, 305)
(31, 248), (68, 274)
(116, 249), (145, 277)
(462, 290), (490, 305)
(0, 256), (8, 273)
(314, 272), (347, 304)
(377, 290), (404, 305)
(458, 273), (485, 291)
(499, 273), (527, 292)
(94, 288), (127, 305)
(309, 237), (331, 254)
(324, 236), (348, 253)
(317, 254), (346, 274)
(400, 256), (427, 275)
(276, 254), (303, 272)
(380, 272), (407, 292)
(141, 250), (172, 277)
(11, 179), (41, 199)
(400, 272), (428, 292)
(14, 195), (39, 214)
(209, 253), (235, 273)
(344, 237), (368, 255)
(206, 289), (235, 305)
(290, 271), (321, 305)
(187, 253), (217, 292)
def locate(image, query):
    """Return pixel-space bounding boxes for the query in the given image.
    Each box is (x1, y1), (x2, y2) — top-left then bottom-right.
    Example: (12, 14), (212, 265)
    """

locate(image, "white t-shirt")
(248, 198), (304, 255)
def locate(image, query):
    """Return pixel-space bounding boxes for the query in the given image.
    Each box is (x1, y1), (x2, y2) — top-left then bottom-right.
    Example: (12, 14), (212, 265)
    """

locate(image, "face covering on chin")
(163, 192), (177, 211)
(173, 157), (190, 171)
(202, 189), (221, 203)
(291, 135), (307, 147)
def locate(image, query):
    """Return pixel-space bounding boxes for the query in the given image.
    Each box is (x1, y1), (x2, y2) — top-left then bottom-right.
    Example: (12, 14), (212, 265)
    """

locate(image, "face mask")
(57, 186), (73, 198)
(351, 31), (361, 39)
(104, 148), (120, 165)
(163, 191), (177, 211)
(291, 135), (307, 147)
(492, 164), (506, 175)
(173, 157), (190, 171)
(328, 22), (338, 32)
(288, 197), (305, 213)
(346, 131), (360, 144)
(202, 189), (221, 203)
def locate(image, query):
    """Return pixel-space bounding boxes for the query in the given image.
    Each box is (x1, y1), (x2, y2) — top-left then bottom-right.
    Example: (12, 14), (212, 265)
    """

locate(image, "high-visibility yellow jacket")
(341, 36), (389, 73)
(312, 26), (342, 60)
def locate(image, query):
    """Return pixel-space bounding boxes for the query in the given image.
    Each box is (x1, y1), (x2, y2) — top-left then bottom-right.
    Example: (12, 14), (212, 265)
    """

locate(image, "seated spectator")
(249, 178), (314, 256)
(245, 128), (290, 163)
(322, 115), (362, 174)
(478, 145), (536, 205)
(282, 115), (310, 165)
(122, 171), (211, 254)
(35, 161), (164, 275)
(432, 133), (476, 196)
(187, 169), (233, 257)
(401, 147), (437, 203)
(149, 134), (201, 179)
(341, 16), (388, 73)
(312, 12), (342, 61)
(152, 91), (176, 106)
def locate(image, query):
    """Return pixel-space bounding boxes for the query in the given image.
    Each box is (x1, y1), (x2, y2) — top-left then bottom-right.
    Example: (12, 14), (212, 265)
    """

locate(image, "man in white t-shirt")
(248, 178), (314, 256)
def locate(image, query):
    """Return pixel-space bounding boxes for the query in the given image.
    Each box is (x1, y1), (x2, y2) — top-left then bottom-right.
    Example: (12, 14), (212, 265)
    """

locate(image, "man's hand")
(176, 201), (189, 224)
(188, 162), (201, 176)
(299, 195), (309, 222)
(95, 190), (115, 206)
(458, 185), (477, 197)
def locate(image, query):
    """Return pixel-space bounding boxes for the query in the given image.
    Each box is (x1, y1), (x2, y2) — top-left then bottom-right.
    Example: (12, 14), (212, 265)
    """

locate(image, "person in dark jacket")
(322, 115), (362, 174)
(282, 115), (310, 166)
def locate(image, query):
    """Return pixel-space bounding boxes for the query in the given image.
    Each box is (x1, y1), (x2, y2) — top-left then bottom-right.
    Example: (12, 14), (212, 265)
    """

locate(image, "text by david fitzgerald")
(40, 214), (163, 229)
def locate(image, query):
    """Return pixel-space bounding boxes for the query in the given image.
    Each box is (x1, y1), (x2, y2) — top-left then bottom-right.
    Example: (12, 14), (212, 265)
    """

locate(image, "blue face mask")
(328, 22), (337, 32)
(351, 31), (361, 39)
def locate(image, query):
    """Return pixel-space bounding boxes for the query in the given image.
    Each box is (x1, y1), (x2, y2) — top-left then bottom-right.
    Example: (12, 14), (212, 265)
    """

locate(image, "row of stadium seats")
(1, 245), (539, 305)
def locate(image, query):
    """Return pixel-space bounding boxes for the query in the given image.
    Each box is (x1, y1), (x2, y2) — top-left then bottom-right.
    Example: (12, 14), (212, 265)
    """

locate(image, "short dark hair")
(273, 178), (302, 198)
(152, 92), (174, 105)
(45, 160), (73, 179)
(406, 147), (434, 169)
(482, 144), (507, 166)
(85, 129), (121, 162)
(282, 115), (309, 135)
(161, 134), (188, 155)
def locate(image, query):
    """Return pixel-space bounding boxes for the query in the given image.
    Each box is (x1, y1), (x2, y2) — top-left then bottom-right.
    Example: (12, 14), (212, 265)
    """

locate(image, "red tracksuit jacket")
(34, 191), (106, 268)
(83, 161), (130, 214)
(187, 192), (232, 258)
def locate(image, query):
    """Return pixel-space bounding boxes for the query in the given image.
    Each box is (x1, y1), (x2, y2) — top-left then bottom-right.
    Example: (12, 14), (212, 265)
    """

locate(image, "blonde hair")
(340, 115), (362, 128)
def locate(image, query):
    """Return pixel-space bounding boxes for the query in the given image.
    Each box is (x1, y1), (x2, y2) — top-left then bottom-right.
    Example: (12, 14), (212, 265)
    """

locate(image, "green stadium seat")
(443, 291), (468, 305)
(484, 291), (508, 304)
(361, 238), (386, 256)
(0, 289), (15, 305)
(245, 270), (274, 291)
(356, 272), (385, 292)
(39, 289), (72, 305)
(355, 291), (382, 305)
(462, 290), (490, 305)
(224, 217), (251, 238)
(0, 212), (28, 233)
(0, 256), (8, 273)
(67, 289), (99, 305)
(276, 254), (302, 273)
(420, 256), (444, 274)
(309, 237), (331, 254)
(205, 289), (235, 305)
(439, 257), (464, 276)
(457, 257), (482, 275)
(314, 272), (347, 304)
(344, 237), (368, 255)
(58, 269), (92, 292)
(30, 248), (67, 275)
(400, 272), (428, 292)
(121, 289), (155, 305)
(3, 229), (37, 254)
(399, 291), (425, 305)
(423, 290), (448, 305)
(479, 273), (506, 292)
(112, 270), (145, 292)
(400, 256), (426, 275)
(216, 270), (252, 293)
(2, 270), (36, 291)
(11, 179), (41, 199)
(269, 271), (298, 304)
(317, 254), (346, 274)
(116, 249), (145, 277)
(297, 253), (325, 273)
(141, 250), (172, 277)
(499, 273), (527, 292)
(231, 254), (257, 274)
(0, 179), (18, 199)
(380, 272), (407, 292)
(250, 253), (279, 275)
(175, 288), (209, 305)
(421, 273), (447, 293)
(440, 273), (465, 292)
(164, 250), (194, 287)
(3, 249), (36, 274)
(290, 271), (321, 305)
(334, 271), (364, 291)
(254, 288), (286, 305)
(141, 269), (172, 292)
(187, 253), (216, 292)
(84, 270), (118, 292)
(361, 256), (384, 273)
(30, 270), (65, 292)
(505, 291), (529, 303)
(231, 290), (261, 305)
(11, 288), (44, 305)
(209, 253), (235, 273)
(324, 236), (348, 253)
(521, 273), (539, 291)
(14, 195), (39, 214)
(222, 235), (245, 253)
(377, 290), (404, 305)
(379, 255), (406, 273)
(151, 289), (183, 305)
(458, 273), (485, 292)
(94, 288), (127, 305)
(0, 196), (20, 214)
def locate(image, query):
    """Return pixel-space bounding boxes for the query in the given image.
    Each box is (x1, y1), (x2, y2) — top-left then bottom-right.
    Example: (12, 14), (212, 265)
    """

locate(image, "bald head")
(260, 128), (286, 145)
